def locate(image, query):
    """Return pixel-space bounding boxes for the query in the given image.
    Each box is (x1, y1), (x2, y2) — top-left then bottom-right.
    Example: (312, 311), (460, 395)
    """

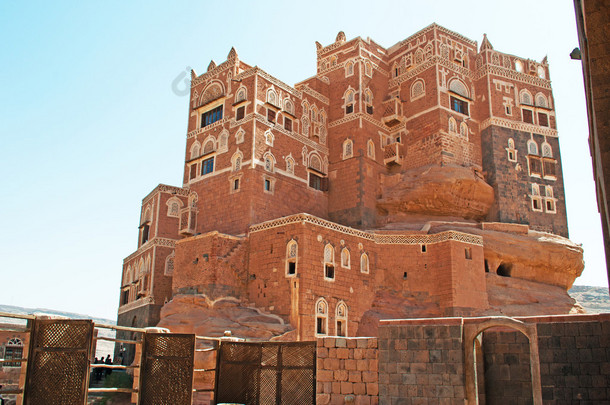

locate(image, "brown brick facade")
(115, 25), (577, 336)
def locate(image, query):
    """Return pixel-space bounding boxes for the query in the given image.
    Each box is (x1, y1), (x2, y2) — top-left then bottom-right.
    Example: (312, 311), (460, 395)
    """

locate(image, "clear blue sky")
(0, 0), (605, 320)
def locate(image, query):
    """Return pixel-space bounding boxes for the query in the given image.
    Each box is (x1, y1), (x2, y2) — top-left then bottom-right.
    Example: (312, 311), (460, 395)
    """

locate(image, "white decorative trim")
(328, 112), (388, 131)
(249, 213), (483, 246)
(480, 117), (558, 137)
(296, 84), (329, 105)
(142, 184), (191, 206)
(474, 64), (551, 89)
(118, 296), (155, 315)
(124, 238), (177, 263)
(187, 118), (229, 139)
(254, 113), (328, 154)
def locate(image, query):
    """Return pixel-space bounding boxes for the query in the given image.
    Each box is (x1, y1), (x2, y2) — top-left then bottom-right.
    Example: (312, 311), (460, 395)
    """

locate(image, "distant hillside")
(0, 304), (115, 325)
(569, 285), (610, 314)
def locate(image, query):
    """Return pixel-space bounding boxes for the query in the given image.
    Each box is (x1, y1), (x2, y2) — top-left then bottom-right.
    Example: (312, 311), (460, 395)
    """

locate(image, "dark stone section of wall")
(537, 320), (610, 403)
(482, 331), (533, 405)
(378, 323), (465, 404)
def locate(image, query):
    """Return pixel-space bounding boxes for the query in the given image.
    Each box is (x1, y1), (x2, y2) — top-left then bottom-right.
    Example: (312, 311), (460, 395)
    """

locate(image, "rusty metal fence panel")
(138, 332), (195, 405)
(216, 341), (316, 405)
(24, 319), (94, 405)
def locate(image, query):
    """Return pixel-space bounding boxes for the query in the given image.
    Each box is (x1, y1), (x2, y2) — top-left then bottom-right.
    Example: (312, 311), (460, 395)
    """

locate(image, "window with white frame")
(345, 61), (354, 77)
(4, 338), (24, 367)
(364, 61), (372, 77)
(531, 183), (543, 212)
(324, 244), (335, 280)
(265, 130), (274, 147)
(448, 117), (457, 134)
(266, 88), (278, 106)
(364, 89), (373, 114)
(460, 122), (468, 138)
(342, 139), (353, 160)
(315, 298), (328, 335)
(286, 240), (298, 276)
(344, 89), (355, 115)
(410, 79), (425, 101)
(367, 140), (375, 159)
(341, 248), (350, 268)
(506, 138), (517, 162)
(263, 152), (275, 172)
(360, 253), (369, 274)
(165, 253), (175, 276)
(190, 141), (201, 160)
(336, 302), (348, 337)
(544, 186), (556, 213)
(449, 79), (469, 116)
(236, 87), (247, 103)
(166, 197), (183, 218)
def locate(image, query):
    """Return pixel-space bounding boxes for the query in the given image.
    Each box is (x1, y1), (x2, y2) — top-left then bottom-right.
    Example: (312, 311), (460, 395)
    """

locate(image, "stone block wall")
(378, 319), (465, 405)
(482, 330), (532, 404)
(535, 316), (610, 403)
(316, 337), (379, 405)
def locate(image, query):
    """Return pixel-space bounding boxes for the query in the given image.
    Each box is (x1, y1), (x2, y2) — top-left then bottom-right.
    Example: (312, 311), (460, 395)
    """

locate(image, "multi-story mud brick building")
(116, 24), (584, 342)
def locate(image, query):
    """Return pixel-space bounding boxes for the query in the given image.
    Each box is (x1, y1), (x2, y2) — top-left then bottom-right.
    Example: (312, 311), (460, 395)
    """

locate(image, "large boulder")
(378, 164), (495, 221)
(157, 294), (293, 340)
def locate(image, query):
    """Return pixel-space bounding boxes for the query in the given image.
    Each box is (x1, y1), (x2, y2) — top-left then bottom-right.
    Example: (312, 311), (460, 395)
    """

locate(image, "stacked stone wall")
(316, 337), (379, 405)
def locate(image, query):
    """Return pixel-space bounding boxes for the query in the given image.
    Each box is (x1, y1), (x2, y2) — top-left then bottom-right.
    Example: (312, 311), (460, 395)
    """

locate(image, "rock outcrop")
(157, 294), (293, 340)
(377, 164), (495, 221)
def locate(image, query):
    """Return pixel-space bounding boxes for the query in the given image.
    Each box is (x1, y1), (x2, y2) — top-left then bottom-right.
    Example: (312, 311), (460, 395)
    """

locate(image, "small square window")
(267, 109), (276, 122)
(233, 178), (240, 191)
(325, 264), (335, 279)
(366, 105), (373, 115)
(284, 117), (292, 132)
(190, 164), (198, 181)
(522, 109), (533, 124)
(317, 317), (326, 334)
(264, 179), (271, 191)
(288, 261), (296, 275)
(421, 244), (427, 253)
(465, 248), (472, 260)
(538, 112), (549, 127)
(450, 96), (469, 116)
(546, 200), (555, 212)
(236, 106), (245, 121)
(346, 104), (354, 114)
(201, 157), (214, 175)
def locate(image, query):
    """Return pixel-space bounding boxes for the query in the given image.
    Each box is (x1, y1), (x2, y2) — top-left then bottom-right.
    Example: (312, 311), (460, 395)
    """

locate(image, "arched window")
(341, 248), (350, 268)
(392, 62), (399, 78)
(527, 140), (538, 155)
(5, 338), (24, 367)
(360, 253), (369, 274)
(231, 150), (243, 171)
(448, 117), (457, 133)
(203, 138), (216, 155)
(315, 298), (328, 335)
(235, 128), (245, 144)
(125, 265), (133, 285)
(265, 130), (274, 147)
(302, 116), (310, 137)
(140, 207), (151, 245)
(263, 152), (275, 172)
(343, 139), (353, 160)
(309, 153), (323, 173)
(537, 66), (546, 79)
(410, 79), (425, 100)
(324, 244), (335, 280)
(515, 60), (524, 73)
(541, 142), (553, 158)
(345, 61), (354, 77)
(520, 90), (533, 105)
(190, 141), (201, 160)
(460, 122), (468, 138)
(284, 99), (294, 115)
(218, 130), (229, 153)
(266, 88), (278, 106)
(545, 185), (554, 198)
(166, 197), (183, 217)
(336, 302), (348, 337)
(449, 80), (469, 98)
(535, 93), (548, 108)
(367, 140), (375, 159)
(507, 138), (517, 162)
(165, 254), (175, 276)
(286, 240), (298, 276)
(236, 87), (247, 102)
(364, 61), (372, 77)
(415, 49), (424, 64)
(285, 156), (295, 174)
(344, 89), (355, 115)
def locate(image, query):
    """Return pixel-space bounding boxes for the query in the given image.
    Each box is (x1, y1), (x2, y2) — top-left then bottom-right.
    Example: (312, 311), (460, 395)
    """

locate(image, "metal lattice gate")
(24, 319), (94, 405)
(138, 332), (195, 405)
(215, 341), (316, 405)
